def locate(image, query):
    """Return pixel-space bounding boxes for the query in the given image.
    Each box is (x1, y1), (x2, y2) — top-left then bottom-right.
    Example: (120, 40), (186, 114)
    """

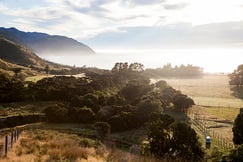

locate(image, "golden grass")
(2, 129), (106, 162)
(155, 74), (243, 107)
(24, 75), (54, 82)
(1, 129), (168, 162)
(205, 107), (240, 121)
(25, 73), (85, 82)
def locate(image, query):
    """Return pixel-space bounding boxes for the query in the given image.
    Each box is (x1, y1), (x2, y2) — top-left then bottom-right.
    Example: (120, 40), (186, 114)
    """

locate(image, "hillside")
(0, 36), (74, 77)
(0, 27), (95, 56)
(0, 37), (44, 66)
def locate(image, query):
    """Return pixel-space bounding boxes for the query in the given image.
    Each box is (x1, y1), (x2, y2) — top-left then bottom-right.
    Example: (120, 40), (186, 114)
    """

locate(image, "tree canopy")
(146, 113), (204, 161)
(233, 108), (243, 145)
(145, 63), (203, 78)
(229, 64), (243, 86)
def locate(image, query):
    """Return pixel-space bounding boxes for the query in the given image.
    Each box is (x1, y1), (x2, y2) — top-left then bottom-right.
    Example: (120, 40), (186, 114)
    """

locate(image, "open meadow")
(153, 74), (243, 108)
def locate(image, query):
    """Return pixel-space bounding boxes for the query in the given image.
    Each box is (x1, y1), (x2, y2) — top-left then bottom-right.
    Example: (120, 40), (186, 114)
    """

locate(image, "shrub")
(76, 107), (95, 123)
(44, 104), (68, 122)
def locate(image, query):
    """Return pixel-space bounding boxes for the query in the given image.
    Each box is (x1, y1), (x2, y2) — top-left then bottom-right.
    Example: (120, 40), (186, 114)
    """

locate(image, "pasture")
(155, 74), (243, 108)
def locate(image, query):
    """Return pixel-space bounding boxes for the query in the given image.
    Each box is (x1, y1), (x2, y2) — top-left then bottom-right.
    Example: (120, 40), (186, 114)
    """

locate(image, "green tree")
(146, 114), (204, 161)
(170, 121), (204, 161)
(233, 108), (243, 145)
(44, 65), (50, 74)
(0, 74), (25, 102)
(136, 98), (163, 122)
(108, 111), (137, 132)
(128, 62), (144, 72)
(119, 80), (152, 103)
(155, 80), (168, 91)
(147, 114), (175, 157)
(172, 94), (195, 113)
(229, 64), (243, 86)
(76, 107), (95, 123)
(44, 104), (68, 122)
(147, 119), (171, 156)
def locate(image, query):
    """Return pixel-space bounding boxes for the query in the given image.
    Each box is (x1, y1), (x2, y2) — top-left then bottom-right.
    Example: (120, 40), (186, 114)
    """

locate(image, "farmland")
(153, 74), (243, 108)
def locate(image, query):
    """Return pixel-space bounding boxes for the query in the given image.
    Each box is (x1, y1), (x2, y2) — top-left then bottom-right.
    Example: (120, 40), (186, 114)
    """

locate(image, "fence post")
(5, 136), (8, 157)
(11, 132), (13, 148)
(16, 129), (19, 140)
(14, 130), (17, 141)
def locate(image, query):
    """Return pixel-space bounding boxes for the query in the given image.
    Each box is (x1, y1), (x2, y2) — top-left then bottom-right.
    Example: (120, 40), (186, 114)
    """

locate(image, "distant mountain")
(0, 27), (95, 56)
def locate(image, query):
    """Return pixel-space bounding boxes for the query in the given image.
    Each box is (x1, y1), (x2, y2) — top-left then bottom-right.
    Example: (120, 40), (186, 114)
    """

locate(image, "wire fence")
(0, 128), (22, 158)
(191, 116), (234, 151)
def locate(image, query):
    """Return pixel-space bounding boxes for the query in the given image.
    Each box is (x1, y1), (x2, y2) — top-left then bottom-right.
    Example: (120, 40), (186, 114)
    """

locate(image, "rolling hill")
(0, 27), (95, 56)
(0, 36), (72, 77)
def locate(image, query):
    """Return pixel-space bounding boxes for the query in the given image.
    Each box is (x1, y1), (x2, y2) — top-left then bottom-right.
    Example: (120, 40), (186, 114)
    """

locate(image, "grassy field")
(24, 75), (53, 82)
(205, 107), (240, 121)
(25, 73), (85, 82)
(153, 74), (243, 108)
(2, 129), (160, 162)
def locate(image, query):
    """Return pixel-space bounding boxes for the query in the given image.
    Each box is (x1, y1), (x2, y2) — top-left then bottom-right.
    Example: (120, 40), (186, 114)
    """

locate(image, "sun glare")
(186, 0), (243, 25)
(45, 48), (243, 74)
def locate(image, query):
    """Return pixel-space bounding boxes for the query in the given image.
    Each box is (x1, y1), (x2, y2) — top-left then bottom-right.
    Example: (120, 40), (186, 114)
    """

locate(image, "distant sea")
(44, 49), (243, 73)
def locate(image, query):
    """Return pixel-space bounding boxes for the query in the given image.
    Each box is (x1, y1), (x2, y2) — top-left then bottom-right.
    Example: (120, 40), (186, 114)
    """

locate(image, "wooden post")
(16, 129), (19, 140)
(11, 132), (13, 148)
(5, 136), (8, 157)
(14, 130), (17, 141)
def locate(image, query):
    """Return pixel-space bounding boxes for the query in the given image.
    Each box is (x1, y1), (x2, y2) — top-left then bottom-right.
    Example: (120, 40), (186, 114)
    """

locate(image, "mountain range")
(0, 27), (95, 56)
(0, 27), (96, 78)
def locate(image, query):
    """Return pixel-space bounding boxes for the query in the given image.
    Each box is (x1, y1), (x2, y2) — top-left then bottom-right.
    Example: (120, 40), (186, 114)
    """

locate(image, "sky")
(0, 0), (243, 72)
(0, 0), (243, 49)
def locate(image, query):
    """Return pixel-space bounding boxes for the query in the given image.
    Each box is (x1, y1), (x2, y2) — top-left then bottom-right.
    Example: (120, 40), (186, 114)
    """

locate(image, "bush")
(76, 107), (95, 123)
(44, 104), (68, 122)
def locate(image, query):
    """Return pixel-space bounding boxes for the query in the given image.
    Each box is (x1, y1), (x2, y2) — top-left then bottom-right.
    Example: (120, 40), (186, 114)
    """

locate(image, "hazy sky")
(1, 0), (243, 49)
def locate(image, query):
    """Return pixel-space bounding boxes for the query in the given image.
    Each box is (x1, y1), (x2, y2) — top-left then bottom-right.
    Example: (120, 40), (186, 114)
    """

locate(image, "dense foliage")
(0, 74), (25, 102)
(229, 64), (243, 99)
(0, 62), (195, 131)
(233, 108), (243, 145)
(229, 64), (243, 86)
(146, 113), (204, 161)
(0, 114), (44, 129)
(145, 63), (203, 78)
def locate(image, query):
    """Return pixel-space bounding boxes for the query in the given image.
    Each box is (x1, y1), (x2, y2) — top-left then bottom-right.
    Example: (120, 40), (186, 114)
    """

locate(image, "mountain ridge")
(0, 27), (95, 56)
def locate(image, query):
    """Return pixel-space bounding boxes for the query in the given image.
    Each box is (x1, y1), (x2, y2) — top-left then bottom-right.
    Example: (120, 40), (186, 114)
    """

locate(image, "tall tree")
(146, 114), (204, 161)
(233, 108), (243, 144)
(44, 65), (50, 74)
(229, 64), (243, 86)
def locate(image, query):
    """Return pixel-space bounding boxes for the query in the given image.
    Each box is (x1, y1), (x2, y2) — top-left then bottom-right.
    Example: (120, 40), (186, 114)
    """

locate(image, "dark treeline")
(0, 114), (44, 129)
(144, 63), (203, 78)
(0, 62), (194, 128)
(229, 64), (243, 99)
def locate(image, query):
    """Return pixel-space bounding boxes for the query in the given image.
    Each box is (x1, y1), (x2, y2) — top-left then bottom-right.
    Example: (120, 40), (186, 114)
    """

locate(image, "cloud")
(163, 3), (188, 10)
(127, 0), (165, 6)
(63, 0), (109, 16)
(84, 21), (243, 49)
(1, 0), (243, 45)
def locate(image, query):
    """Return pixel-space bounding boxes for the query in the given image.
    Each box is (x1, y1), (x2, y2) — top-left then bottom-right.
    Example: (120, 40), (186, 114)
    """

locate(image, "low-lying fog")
(44, 48), (243, 73)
